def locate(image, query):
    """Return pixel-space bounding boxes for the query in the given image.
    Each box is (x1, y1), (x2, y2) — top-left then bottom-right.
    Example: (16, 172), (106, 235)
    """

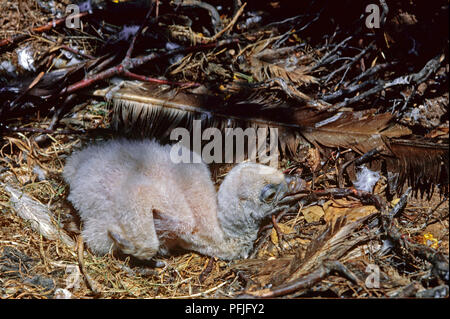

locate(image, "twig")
(311, 36), (352, 71)
(199, 257), (216, 283)
(389, 282), (421, 298)
(322, 43), (375, 84)
(320, 78), (377, 102)
(122, 70), (200, 87)
(243, 260), (360, 298)
(125, 2), (155, 59)
(39, 234), (51, 273)
(61, 38), (238, 95)
(305, 187), (386, 210)
(250, 204), (299, 259)
(382, 188), (449, 282)
(10, 72), (45, 109)
(209, 3), (246, 42)
(327, 54), (443, 112)
(379, 0), (389, 27)
(384, 187), (411, 222)
(0, 125), (86, 135)
(422, 198), (449, 228)
(271, 214), (285, 245)
(398, 86), (416, 114)
(0, 12), (90, 48)
(348, 62), (394, 87)
(179, 0), (222, 34)
(57, 45), (95, 60)
(171, 281), (227, 298)
(77, 235), (101, 296)
(33, 93), (79, 144)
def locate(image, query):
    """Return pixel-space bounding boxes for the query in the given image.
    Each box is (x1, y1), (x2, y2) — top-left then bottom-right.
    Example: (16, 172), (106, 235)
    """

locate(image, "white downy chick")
(63, 139), (304, 260)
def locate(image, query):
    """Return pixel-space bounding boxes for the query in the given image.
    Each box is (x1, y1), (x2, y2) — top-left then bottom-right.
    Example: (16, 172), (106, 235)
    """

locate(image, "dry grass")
(0, 98), (309, 299)
(1, 120), (446, 298)
(0, 98), (319, 298)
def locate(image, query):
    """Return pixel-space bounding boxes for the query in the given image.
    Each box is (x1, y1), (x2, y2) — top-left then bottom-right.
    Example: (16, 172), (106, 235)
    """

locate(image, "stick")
(199, 257), (216, 283)
(382, 188), (449, 282)
(77, 236), (101, 296)
(125, 2), (155, 59)
(62, 38), (238, 95)
(243, 260), (360, 298)
(122, 70), (200, 87)
(209, 3), (246, 42)
(0, 12), (90, 48)
(327, 54), (443, 112)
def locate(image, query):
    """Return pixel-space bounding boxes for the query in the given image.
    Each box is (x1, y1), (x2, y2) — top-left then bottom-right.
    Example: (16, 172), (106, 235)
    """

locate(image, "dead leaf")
(301, 205), (325, 223)
(425, 127), (449, 138)
(249, 43), (317, 100)
(324, 202), (378, 223)
(270, 223), (295, 245)
(306, 147), (321, 172)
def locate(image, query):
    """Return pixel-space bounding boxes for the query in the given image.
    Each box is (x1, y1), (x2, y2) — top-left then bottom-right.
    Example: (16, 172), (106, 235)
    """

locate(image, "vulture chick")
(64, 139), (304, 261)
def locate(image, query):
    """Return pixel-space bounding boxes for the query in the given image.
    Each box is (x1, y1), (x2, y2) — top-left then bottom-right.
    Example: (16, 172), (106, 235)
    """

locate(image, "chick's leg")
(108, 185), (161, 261)
(108, 226), (159, 261)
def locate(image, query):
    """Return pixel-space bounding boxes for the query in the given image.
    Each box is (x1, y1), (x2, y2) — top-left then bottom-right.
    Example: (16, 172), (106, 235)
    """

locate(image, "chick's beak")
(266, 175), (307, 217)
(284, 175), (306, 195)
(272, 175), (306, 207)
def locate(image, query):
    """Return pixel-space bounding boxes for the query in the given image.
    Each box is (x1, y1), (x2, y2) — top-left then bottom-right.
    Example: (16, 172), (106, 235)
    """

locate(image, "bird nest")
(0, 0), (448, 299)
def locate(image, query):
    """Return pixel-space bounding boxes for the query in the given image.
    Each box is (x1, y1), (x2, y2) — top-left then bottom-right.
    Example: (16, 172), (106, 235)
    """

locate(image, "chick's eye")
(289, 180), (296, 190)
(260, 184), (277, 203)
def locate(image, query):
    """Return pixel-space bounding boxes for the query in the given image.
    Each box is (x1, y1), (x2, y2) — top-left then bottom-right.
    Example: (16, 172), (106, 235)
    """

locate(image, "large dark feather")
(93, 81), (449, 195)
(387, 139), (449, 197)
